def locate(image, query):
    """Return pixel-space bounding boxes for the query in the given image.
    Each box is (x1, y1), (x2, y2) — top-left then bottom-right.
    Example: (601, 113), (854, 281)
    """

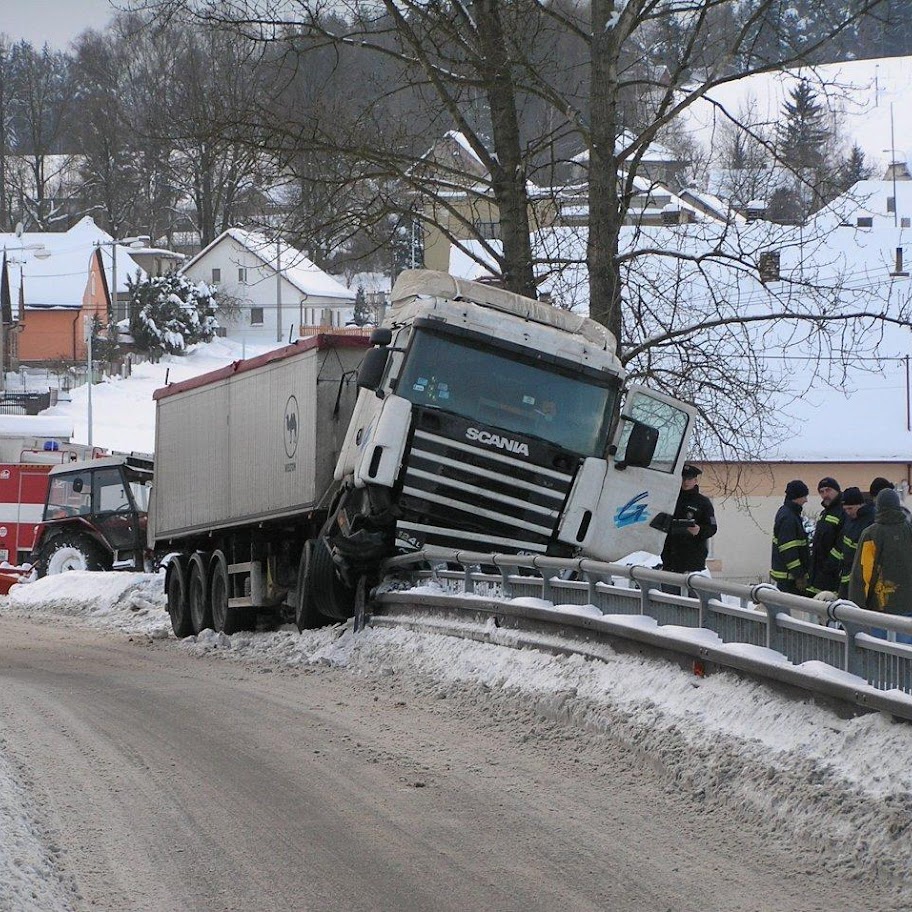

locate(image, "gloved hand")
(794, 575), (808, 593)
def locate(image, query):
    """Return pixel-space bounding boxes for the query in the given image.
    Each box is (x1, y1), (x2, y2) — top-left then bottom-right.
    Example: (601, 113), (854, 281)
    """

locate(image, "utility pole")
(276, 238), (283, 343)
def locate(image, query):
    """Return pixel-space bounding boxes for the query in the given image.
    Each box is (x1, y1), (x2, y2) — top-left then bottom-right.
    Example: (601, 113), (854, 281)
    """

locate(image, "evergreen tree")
(836, 143), (875, 192)
(351, 284), (372, 326)
(126, 272), (219, 356)
(776, 80), (829, 173)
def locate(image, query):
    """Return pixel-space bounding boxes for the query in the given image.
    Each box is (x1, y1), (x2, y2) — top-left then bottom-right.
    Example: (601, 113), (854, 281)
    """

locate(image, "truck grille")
(397, 424), (576, 554)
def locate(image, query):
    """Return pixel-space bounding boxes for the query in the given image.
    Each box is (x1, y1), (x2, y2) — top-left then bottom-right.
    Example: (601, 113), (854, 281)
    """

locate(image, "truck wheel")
(209, 551), (255, 635)
(166, 558), (193, 638)
(43, 533), (110, 575)
(188, 553), (212, 633)
(295, 541), (332, 631)
(298, 537), (354, 626)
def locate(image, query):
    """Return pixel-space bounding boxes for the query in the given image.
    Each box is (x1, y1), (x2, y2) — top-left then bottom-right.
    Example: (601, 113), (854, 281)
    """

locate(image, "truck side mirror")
(618, 420), (658, 469)
(357, 346), (390, 390)
(369, 328), (392, 346)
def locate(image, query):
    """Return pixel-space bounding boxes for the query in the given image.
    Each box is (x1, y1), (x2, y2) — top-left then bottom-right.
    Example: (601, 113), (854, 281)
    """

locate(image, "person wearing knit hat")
(868, 477), (894, 504)
(661, 464), (717, 591)
(808, 477), (845, 595)
(837, 487), (875, 597)
(848, 488), (912, 643)
(770, 480), (810, 595)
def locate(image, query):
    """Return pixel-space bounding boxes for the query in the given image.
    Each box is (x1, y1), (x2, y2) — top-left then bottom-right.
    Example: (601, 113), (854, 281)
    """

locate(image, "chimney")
(745, 199), (767, 222)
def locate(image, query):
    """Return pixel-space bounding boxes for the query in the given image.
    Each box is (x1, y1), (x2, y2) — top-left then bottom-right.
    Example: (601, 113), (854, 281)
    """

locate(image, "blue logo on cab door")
(615, 491), (649, 528)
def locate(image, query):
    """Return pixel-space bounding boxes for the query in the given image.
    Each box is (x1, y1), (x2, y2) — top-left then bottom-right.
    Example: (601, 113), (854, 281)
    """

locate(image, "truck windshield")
(396, 328), (619, 456)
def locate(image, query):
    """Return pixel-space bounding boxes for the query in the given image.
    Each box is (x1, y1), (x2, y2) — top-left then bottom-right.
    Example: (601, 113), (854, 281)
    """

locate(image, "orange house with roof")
(15, 248), (108, 364)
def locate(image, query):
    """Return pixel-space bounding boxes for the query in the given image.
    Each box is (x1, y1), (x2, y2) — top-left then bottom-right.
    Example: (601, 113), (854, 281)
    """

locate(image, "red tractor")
(31, 454), (154, 575)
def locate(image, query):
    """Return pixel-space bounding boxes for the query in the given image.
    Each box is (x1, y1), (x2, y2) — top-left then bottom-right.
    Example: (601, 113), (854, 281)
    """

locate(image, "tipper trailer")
(154, 271), (697, 637)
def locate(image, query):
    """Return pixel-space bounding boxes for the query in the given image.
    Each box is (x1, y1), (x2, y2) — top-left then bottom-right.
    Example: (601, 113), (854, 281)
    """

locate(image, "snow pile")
(9, 572), (170, 638)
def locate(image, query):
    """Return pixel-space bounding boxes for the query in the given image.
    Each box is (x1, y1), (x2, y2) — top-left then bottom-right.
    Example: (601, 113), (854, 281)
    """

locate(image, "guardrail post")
(541, 571), (553, 604)
(696, 589), (717, 634)
(752, 584), (787, 655)
(498, 566), (512, 598)
(586, 571), (598, 611)
(463, 563), (474, 595)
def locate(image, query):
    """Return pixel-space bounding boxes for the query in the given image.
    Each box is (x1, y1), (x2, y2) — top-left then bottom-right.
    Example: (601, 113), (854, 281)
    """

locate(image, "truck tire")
(41, 533), (110, 576)
(297, 537), (354, 627)
(209, 551), (255, 636)
(166, 558), (194, 639)
(188, 553), (212, 633)
(295, 541), (333, 631)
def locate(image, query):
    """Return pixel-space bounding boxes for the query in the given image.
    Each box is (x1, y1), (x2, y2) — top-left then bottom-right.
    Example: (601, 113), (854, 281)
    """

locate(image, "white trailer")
(151, 334), (369, 635)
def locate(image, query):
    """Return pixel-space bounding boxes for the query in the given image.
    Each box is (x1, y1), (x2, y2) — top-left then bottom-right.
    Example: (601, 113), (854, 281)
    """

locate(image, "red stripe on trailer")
(153, 333), (372, 402)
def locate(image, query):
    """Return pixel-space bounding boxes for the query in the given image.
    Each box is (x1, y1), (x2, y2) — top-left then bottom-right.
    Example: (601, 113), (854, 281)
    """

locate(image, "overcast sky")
(1, 0), (117, 49)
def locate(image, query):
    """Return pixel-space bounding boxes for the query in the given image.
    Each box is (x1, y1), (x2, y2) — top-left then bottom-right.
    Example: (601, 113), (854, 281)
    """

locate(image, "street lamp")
(94, 235), (151, 321)
(1, 243), (50, 392)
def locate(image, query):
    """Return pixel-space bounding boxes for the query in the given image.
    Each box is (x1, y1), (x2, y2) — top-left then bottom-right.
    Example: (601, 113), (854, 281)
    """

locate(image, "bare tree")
(128, 0), (909, 462)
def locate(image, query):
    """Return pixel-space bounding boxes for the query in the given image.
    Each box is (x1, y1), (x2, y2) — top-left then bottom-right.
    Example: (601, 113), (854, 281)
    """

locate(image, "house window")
(250, 307), (264, 326)
(211, 268), (221, 282)
(887, 197), (896, 213)
(238, 267), (247, 283)
(857, 216), (873, 228)
(473, 220), (501, 240)
(903, 218), (911, 228)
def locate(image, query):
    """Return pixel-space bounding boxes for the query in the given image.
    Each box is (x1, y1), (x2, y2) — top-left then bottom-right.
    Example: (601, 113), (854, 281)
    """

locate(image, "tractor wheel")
(41, 533), (110, 576)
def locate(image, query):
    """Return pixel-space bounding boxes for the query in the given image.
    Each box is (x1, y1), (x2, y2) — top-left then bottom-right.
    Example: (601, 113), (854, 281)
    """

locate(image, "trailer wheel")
(298, 537), (354, 627)
(166, 558), (193, 639)
(188, 553), (211, 633)
(209, 551), (255, 635)
(41, 533), (110, 576)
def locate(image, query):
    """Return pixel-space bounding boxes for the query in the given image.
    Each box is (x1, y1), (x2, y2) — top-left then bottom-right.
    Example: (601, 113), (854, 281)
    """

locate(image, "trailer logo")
(284, 395), (299, 460)
(614, 491), (649, 528)
(466, 427), (530, 457)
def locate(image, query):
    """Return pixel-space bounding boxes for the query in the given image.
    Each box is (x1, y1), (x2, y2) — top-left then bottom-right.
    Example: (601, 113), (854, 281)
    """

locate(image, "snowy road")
(1, 592), (911, 912)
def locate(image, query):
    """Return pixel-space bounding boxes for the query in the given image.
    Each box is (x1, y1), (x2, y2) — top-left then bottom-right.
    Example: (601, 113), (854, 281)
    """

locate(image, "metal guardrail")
(378, 548), (912, 720)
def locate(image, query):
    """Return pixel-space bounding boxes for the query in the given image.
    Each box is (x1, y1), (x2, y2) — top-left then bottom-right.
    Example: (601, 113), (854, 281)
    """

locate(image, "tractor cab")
(33, 454), (154, 575)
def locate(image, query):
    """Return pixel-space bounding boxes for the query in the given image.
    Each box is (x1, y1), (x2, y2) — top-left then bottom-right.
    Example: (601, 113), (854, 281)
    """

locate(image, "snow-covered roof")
(182, 228), (353, 302)
(812, 178), (912, 231)
(571, 130), (682, 166)
(0, 216), (147, 309)
(449, 213), (912, 462)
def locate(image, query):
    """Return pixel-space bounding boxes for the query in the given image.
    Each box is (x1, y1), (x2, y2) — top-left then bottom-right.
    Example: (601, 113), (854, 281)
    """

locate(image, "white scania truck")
(153, 270), (695, 636)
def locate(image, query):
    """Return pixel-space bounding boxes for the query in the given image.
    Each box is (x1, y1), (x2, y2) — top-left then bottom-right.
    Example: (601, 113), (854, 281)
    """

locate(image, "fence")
(382, 548), (912, 704)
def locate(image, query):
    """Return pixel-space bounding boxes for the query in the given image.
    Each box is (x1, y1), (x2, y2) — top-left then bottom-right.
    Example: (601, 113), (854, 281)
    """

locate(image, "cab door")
(580, 385), (696, 561)
(91, 467), (144, 557)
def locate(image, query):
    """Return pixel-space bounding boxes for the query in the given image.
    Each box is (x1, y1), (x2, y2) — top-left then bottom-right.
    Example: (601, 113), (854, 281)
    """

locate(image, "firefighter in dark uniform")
(838, 486), (875, 598)
(771, 480), (810, 594)
(661, 464), (717, 578)
(808, 477), (845, 595)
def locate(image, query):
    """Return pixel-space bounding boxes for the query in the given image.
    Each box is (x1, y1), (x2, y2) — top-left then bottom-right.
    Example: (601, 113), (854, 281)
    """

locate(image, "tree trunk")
(471, 0), (536, 300)
(587, 0), (623, 350)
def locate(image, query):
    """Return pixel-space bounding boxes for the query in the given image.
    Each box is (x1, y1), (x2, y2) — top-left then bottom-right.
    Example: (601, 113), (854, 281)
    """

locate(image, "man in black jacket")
(838, 486), (875, 597)
(661, 465), (717, 584)
(771, 480), (810, 594)
(808, 476), (845, 595)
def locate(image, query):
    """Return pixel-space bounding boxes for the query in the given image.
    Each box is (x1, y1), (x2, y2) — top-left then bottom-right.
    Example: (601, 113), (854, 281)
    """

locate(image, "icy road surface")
(0, 572), (910, 911)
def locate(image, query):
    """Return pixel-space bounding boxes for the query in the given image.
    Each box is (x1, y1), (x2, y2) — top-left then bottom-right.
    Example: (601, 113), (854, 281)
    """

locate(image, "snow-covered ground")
(39, 337), (275, 455)
(2, 570), (912, 908)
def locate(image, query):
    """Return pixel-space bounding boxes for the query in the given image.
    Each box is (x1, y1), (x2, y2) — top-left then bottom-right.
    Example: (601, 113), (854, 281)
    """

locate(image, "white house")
(180, 228), (356, 345)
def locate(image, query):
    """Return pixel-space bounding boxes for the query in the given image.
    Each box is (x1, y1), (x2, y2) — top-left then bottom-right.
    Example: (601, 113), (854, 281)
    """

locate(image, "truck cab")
(32, 454), (154, 575)
(330, 270), (695, 572)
